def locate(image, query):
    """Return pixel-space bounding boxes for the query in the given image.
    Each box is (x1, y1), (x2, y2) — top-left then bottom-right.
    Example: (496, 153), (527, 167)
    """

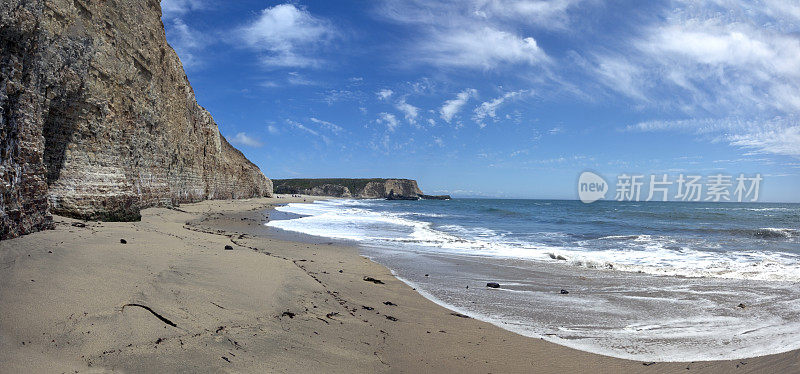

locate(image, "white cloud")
(165, 17), (206, 68)
(240, 4), (336, 68)
(592, 1), (800, 115)
(582, 0), (800, 162)
(377, 113), (400, 131)
(592, 56), (647, 102)
(474, 0), (585, 28)
(625, 118), (742, 134)
(377, 89), (394, 100)
(286, 72), (316, 86)
(378, 0), (565, 69)
(440, 88), (478, 123)
(228, 132), (263, 147)
(472, 90), (526, 128)
(322, 89), (359, 105)
(628, 116), (800, 158)
(395, 98), (419, 125)
(418, 26), (547, 69)
(161, 1), (208, 69)
(161, 0), (205, 17)
(267, 124), (280, 134)
(728, 125), (800, 157)
(286, 119), (319, 136)
(309, 117), (344, 133)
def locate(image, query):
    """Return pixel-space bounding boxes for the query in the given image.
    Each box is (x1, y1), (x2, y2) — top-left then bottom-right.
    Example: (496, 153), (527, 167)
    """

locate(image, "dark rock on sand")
(383, 301), (397, 306)
(560, 289), (569, 294)
(71, 222), (86, 228)
(363, 276), (385, 284)
(224, 245), (233, 250)
(486, 282), (501, 288)
(120, 239), (127, 244)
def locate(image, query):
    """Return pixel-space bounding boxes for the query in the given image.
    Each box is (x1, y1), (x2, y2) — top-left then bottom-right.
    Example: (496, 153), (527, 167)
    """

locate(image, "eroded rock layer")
(0, 0), (272, 239)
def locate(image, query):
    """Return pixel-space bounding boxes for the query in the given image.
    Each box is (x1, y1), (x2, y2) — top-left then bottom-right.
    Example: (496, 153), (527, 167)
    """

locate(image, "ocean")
(266, 198), (800, 361)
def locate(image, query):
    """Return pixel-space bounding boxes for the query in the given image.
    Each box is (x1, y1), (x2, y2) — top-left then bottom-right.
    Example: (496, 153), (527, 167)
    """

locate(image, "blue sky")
(161, 0), (799, 202)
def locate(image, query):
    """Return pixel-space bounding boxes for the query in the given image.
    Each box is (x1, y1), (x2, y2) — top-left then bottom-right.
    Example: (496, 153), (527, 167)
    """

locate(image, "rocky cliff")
(0, 0), (272, 239)
(273, 179), (426, 199)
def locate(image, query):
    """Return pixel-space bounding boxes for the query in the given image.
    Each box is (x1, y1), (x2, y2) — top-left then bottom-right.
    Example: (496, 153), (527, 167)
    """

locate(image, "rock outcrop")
(0, 0), (272, 239)
(359, 179), (423, 199)
(418, 194), (451, 200)
(310, 184), (352, 198)
(273, 179), (426, 199)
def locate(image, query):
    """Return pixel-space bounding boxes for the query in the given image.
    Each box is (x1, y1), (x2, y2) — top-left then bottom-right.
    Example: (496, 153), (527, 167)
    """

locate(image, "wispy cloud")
(240, 4), (336, 68)
(590, 0), (800, 116)
(161, 0), (208, 69)
(164, 17), (205, 68)
(377, 0), (569, 69)
(228, 132), (263, 147)
(377, 112), (400, 131)
(395, 98), (419, 125)
(440, 88), (478, 123)
(161, 0), (205, 17)
(473, 90), (526, 128)
(728, 124), (800, 157)
(286, 119), (319, 136)
(309, 117), (344, 133)
(286, 71), (317, 85)
(628, 116), (800, 158)
(473, 0), (586, 29)
(416, 27), (548, 69)
(579, 0), (800, 163)
(377, 89), (394, 100)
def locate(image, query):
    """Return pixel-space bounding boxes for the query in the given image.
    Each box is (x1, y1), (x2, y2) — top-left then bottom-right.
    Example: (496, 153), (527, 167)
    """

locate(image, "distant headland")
(273, 179), (450, 200)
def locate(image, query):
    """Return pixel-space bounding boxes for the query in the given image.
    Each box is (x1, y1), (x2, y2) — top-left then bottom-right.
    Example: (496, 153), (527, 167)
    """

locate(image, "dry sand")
(1, 196), (798, 373)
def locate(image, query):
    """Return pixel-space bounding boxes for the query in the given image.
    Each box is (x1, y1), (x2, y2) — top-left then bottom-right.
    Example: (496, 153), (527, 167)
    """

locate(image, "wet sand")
(1, 196), (797, 373)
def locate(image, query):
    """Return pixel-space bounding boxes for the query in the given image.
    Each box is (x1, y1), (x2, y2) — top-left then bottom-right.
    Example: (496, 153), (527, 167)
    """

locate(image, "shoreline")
(0, 197), (797, 372)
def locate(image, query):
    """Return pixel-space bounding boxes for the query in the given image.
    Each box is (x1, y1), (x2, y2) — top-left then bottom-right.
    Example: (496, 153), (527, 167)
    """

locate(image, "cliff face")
(273, 179), (424, 199)
(358, 179), (423, 199)
(0, 0), (272, 239)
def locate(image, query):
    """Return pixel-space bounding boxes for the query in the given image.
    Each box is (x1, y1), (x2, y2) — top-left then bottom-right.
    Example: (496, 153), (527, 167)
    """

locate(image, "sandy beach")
(1, 196), (798, 373)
